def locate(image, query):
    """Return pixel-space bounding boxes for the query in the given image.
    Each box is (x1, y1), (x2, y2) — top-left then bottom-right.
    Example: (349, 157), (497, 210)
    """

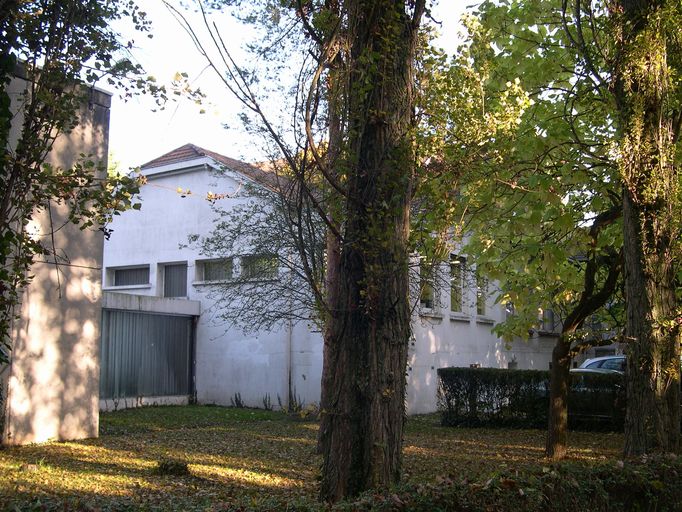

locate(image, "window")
(449, 255), (465, 313)
(202, 258), (233, 281)
(241, 254), (278, 280)
(113, 266), (149, 286)
(475, 271), (487, 316)
(539, 308), (555, 332)
(419, 260), (434, 309)
(164, 263), (187, 297)
(601, 357), (626, 372)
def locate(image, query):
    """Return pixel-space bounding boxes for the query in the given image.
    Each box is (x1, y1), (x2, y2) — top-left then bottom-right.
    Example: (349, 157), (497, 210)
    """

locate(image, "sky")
(108, 1), (475, 172)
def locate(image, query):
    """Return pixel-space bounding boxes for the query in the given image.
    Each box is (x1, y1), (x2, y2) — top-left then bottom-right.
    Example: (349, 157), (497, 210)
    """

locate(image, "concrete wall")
(1, 76), (111, 445)
(103, 160), (319, 409)
(104, 158), (555, 415)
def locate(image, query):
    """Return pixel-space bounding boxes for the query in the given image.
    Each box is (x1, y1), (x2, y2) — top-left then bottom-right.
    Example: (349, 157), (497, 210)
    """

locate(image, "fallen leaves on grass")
(0, 406), (623, 511)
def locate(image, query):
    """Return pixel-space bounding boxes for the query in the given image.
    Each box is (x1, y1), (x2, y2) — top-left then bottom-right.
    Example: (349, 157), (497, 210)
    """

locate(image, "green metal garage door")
(99, 309), (194, 399)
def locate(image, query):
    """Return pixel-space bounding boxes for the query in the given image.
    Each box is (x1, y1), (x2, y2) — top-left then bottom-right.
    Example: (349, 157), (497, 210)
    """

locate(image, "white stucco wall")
(103, 158), (324, 409)
(3, 75), (110, 445)
(103, 156), (555, 415)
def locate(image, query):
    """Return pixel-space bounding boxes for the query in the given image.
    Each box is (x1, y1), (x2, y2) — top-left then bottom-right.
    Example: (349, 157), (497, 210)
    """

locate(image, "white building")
(102, 143), (556, 414)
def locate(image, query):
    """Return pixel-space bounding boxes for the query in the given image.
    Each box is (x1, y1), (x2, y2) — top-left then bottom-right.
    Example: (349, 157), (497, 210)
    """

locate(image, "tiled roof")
(141, 143), (280, 189)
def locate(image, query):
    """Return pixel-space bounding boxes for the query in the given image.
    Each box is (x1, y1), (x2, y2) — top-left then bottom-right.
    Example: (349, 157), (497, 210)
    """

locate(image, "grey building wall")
(1, 74), (111, 445)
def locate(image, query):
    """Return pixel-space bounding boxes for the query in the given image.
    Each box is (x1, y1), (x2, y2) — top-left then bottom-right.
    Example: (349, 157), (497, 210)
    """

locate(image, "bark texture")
(318, 0), (424, 502)
(545, 236), (620, 460)
(614, 0), (681, 456)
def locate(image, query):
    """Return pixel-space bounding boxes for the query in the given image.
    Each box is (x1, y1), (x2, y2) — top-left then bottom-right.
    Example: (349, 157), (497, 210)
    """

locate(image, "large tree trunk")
(615, 0), (681, 456)
(622, 190), (680, 455)
(317, 0), (424, 502)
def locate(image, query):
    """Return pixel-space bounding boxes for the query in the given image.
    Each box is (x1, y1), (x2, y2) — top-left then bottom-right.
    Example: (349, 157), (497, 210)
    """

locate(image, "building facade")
(102, 144), (557, 414)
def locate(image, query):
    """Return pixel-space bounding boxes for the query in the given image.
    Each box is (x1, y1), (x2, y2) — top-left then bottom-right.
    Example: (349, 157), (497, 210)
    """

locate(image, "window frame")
(162, 262), (188, 298)
(198, 258), (234, 283)
(107, 265), (151, 288)
(240, 253), (279, 281)
(449, 255), (466, 313)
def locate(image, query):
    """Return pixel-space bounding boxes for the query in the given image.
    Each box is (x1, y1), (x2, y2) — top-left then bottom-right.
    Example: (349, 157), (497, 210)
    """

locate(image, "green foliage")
(0, 0), (159, 363)
(156, 458), (190, 476)
(423, 0), (624, 343)
(438, 367), (625, 430)
(438, 367), (550, 428)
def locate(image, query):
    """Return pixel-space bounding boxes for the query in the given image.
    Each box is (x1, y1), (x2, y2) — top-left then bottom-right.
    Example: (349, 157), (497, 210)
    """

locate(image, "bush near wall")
(437, 367), (625, 430)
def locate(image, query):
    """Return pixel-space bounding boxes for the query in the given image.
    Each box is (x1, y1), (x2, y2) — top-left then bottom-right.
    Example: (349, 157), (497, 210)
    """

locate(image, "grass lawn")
(0, 405), (624, 511)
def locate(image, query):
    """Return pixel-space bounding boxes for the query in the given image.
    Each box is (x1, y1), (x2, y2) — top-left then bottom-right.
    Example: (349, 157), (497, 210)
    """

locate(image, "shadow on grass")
(0, 405), (624, 511)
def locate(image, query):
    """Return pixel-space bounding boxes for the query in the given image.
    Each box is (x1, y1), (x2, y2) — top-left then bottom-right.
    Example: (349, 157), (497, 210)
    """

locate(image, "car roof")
(580, 355), (625, 365)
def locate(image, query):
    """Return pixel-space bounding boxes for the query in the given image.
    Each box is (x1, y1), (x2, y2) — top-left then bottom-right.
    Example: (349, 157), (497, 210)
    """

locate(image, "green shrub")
(437, 367), (625, 430)
(437, 367), (550, 428)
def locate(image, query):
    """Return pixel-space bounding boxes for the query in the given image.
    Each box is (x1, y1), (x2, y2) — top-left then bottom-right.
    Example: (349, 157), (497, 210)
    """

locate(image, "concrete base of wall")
(99, 395), (190, 412)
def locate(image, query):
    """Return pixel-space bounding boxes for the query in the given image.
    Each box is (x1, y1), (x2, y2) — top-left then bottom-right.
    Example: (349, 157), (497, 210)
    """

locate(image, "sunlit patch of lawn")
(0, 406), (623, 510)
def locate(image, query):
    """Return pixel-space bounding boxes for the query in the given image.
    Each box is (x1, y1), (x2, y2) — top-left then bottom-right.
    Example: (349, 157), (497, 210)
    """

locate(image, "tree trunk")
(543, 207), (621, 459)
(614, 0), (681, 456)
(622, 189), (680, 455)
(546, 336), (571, 459)
(318, 0), (424, 502)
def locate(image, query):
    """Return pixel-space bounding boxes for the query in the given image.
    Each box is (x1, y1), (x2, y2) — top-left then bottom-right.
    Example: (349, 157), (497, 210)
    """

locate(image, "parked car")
(572, 355), (626, 374)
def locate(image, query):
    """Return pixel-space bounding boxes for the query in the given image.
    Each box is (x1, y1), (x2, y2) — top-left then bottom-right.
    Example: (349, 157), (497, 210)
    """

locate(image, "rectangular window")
(449, 255), (465, 313)
(476, 271), (487, 316)
(202, 258), (233, 281)
(164, 263), (188, 297)
(113, 266), (149, 286)
(241, 254), (278, 280)
(419, 260), (434, 309)
(540, 308), (557, 332)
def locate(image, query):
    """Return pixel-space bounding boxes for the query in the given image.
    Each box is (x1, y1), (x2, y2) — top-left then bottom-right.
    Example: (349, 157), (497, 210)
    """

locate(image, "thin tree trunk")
(546, 337), (571, 459)
(544, 209), (621, 459)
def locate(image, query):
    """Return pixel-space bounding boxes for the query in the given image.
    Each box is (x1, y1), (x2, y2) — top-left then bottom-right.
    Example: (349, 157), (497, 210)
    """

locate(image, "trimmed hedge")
(437, 367), (625, 430)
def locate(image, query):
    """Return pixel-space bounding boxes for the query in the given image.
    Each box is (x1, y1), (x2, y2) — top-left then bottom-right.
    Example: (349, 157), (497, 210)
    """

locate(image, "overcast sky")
(108, 1), (474, 172)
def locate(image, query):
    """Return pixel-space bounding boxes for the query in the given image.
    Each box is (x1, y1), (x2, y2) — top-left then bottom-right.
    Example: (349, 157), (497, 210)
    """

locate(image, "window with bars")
(164, 263), (188, 297)
(201, 258), (233, 281)
(449, 255), (466, 313)
(113, 266), (149, 286)
(241, 254), (278, 280)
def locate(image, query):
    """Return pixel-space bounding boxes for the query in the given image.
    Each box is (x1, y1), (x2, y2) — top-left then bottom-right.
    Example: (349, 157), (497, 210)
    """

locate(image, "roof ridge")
(140, 143), (281, 191)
